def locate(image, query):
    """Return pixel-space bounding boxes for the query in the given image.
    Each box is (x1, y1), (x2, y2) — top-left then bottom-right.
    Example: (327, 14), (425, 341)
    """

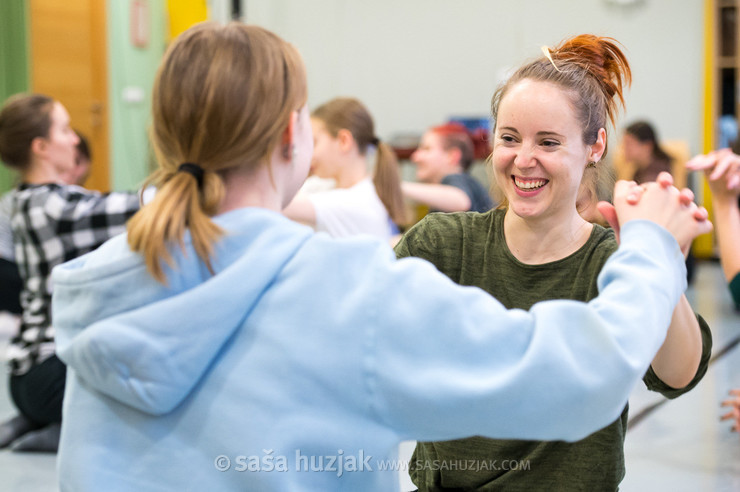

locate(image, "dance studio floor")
(0, 261), (738, 492)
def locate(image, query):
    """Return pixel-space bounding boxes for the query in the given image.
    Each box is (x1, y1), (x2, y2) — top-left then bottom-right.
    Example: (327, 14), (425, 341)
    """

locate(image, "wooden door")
(29, 0), (109, 192)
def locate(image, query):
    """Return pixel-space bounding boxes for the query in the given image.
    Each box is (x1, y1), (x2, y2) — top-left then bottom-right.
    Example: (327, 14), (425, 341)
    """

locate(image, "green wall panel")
(107, 0), (167, 191)
(0, 0), (29, 192)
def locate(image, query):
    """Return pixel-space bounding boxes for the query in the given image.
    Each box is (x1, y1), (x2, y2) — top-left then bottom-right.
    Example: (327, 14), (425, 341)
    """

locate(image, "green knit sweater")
(395, 209), (712, 492)
(730, 273), (740, 310)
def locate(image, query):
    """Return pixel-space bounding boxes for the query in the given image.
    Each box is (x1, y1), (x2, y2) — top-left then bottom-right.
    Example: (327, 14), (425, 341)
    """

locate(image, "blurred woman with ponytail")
(396, 34), (712, 491)
(282, 97), (406, 240)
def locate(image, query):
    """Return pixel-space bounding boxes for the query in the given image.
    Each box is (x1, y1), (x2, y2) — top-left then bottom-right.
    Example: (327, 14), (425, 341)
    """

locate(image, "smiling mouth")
(513, 176), (549, 191)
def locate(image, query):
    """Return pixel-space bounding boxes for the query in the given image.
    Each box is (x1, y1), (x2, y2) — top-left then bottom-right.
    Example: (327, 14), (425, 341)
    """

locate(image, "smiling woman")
(395, 34), (712, 491)
(493, 79), (607, 229)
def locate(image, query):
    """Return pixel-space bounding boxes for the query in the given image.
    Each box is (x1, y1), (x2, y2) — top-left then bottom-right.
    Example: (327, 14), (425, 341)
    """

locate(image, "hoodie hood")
(52, 208), (313, 415)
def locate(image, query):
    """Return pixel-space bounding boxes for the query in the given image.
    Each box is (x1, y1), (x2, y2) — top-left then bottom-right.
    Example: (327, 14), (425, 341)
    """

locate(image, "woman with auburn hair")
(51, 23), (711, 491)
(397, 34), (712, 491)
(405, 122), (494, 213)
(0, 94), (140, 452)
(282, 97), (405, 240)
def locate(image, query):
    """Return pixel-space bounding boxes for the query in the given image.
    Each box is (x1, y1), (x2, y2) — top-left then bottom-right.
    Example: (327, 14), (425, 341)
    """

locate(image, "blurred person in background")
(282, 97), (406, 240)
(0, 93), (140, 452)
(403, 123), (494, 213)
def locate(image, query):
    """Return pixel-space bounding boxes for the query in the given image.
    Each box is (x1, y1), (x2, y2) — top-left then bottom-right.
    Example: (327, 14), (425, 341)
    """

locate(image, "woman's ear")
(30, 136), (47, 159)
(336, 128), (355, 152)
(281, 111), (298, 160)
(590, 128), (607, 162)
(447, 147), (463, 167)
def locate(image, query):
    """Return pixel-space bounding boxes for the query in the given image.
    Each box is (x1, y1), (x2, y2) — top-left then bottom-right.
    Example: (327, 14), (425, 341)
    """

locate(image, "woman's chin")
(508, 202), (546, 221)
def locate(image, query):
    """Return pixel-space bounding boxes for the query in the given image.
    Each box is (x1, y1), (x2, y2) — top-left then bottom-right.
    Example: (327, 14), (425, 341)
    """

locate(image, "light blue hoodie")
(52, 207), (685, 491)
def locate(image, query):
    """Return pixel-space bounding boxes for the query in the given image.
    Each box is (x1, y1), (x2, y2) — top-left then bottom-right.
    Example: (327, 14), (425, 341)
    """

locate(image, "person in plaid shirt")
(0, 94), (140, 451)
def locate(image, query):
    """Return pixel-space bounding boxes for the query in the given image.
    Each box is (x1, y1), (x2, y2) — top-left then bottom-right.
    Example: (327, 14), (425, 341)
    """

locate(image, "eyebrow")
(538, 131), (565, 138)
(498, 127), (565, 139)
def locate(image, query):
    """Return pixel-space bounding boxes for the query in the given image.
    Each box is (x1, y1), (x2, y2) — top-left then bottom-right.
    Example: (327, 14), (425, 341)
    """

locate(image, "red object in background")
(470, 128), (492, 160)
(130, 0), (149, 48)
(392, 147), (417, 160)
(431, 120), (492, 160)
(389, 119), (492, 161)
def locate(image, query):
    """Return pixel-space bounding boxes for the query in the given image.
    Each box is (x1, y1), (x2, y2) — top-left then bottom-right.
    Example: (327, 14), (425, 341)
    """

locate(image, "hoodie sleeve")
(364, 220), (686, 443)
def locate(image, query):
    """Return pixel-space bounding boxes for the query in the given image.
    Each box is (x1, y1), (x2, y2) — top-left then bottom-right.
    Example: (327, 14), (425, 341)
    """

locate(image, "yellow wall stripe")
(695, 0), (716, 258)
(167, 0), (208, 40)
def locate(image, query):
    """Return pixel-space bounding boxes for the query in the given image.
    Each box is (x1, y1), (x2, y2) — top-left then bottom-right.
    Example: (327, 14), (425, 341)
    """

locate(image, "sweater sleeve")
(643, 314), (713, 399)
(730, 273), (740, 310)
(48, 186), (140, 251)
(367, 220), (687, 444)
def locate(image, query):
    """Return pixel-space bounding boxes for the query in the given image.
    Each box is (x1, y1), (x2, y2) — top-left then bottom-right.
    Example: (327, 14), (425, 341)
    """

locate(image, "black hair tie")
(370, 136), (380, 146)
(178, 162), (205, 189)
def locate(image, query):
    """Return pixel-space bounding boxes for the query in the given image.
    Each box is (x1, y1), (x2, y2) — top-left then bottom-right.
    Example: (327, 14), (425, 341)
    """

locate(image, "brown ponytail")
(373, 141), (406, 225)
(128, 165), (224, 282)
(312, 98), (406, 226)
(127, 22), (307, 283)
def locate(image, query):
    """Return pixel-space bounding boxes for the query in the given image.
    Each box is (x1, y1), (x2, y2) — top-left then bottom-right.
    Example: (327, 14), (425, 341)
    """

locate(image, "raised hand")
(597, 172), (711, 255)
(720, 389), (740, 434)
(686, 149), (740, 203)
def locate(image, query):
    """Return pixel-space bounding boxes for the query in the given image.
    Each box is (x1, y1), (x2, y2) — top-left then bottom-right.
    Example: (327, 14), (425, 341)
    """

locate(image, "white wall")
(245, 0), (704, 157)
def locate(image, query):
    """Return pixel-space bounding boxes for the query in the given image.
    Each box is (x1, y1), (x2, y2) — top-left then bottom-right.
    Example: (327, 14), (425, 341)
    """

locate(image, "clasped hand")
(596, 172), (712, 257)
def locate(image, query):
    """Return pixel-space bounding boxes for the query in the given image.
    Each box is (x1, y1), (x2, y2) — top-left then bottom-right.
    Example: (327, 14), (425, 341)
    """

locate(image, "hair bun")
(551, 34), (632, 127)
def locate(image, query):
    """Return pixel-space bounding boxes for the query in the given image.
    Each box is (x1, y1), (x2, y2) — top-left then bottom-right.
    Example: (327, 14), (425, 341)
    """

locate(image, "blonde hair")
(127, 22), (307, 282)
(312, 98), (406, 226)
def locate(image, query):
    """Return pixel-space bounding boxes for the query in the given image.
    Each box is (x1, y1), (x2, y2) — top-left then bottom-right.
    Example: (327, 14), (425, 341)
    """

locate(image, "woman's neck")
(218, 165), (283, 214)
(334, 154), (369, 189)
(22, 160), (65, 185)
(503, 208), (593, 265)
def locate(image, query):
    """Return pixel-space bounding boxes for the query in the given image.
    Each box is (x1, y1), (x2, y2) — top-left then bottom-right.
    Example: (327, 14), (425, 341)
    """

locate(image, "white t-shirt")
(307, 178), (393, 240)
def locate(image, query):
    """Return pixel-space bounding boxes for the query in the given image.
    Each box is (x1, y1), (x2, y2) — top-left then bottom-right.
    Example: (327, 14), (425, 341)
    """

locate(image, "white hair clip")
(541, 46), (562, 72)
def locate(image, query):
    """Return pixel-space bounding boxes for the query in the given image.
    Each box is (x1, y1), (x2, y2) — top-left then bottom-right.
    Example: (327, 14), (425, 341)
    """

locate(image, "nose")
(513, 143), (537, 169)
(410, 149), (420, 164)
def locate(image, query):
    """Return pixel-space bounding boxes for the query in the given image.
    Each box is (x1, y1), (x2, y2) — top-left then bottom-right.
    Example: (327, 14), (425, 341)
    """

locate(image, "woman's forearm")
(651, 294), (702, 389)
(282, 194), (317, 226)
(401, 182), (471, 212)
